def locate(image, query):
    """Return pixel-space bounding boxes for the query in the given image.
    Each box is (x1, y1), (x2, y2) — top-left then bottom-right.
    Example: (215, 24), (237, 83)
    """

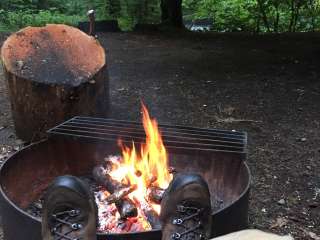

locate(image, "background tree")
(161, 0), (183, 27)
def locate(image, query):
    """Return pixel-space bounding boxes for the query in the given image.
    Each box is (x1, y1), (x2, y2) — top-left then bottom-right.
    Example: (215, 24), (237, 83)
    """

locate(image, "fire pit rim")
(0, 140), (251, 237)
(0, 141), (162, 237)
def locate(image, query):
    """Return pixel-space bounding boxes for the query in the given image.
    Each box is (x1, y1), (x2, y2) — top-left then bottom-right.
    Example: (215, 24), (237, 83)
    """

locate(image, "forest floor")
(0, 31), (319, 239)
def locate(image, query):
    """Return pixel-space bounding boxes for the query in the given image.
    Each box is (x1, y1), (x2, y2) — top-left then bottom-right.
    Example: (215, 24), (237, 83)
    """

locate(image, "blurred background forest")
(0, 0), (319, 32)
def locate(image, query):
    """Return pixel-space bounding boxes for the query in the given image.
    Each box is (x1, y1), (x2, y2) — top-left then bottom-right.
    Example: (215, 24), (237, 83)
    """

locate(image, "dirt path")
(0, 31), (319, 239)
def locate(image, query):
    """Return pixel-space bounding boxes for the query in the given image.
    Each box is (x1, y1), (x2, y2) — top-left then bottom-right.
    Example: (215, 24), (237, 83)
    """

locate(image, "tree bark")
(274, 1), (280, 32)
(257, 0), (270, 32)
(1, 24), (109, 141)
(161, 0), (183, 28)
(37, 0), (49, 9)
(311, 14), (315, 31)
(288, 0), (302, 32)
(309, 0), (316, 31)
(256, 16), (261, 33)
(293, 1), (302, 32)
(107, 0), (121, 18)
(288, 0), (295, 31)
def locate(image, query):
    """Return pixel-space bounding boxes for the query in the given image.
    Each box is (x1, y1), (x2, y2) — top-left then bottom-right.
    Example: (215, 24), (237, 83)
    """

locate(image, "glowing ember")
(95, 184), (151, 233)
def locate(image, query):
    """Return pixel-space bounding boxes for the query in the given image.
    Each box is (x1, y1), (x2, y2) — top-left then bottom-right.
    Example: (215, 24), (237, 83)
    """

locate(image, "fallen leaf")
(223, 106), (235, 115)
(299, 227), (320, 240)
(277, 199), (286, 205)
(270, 217), (288, 229)
(117, 87), (126, 92)
(308, 232), (320, 240)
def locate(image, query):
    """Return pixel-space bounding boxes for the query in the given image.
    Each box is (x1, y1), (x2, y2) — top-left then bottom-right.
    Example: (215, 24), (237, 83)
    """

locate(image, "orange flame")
(109, 103), (172, 213)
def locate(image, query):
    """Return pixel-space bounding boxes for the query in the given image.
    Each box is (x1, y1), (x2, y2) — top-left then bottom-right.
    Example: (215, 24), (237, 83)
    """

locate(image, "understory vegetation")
(0, 0), (319, 32)
(183, 0), (320, 32)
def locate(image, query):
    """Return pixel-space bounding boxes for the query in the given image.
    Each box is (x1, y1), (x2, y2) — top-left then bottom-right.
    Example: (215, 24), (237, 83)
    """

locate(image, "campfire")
(90, 103), (172, 233)
(0, 104), (249, 240)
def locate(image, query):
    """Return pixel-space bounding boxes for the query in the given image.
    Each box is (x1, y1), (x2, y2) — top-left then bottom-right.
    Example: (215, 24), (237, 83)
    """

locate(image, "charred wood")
(141, 203), (162, 230)
(116, 198), (138, 219)
(168, 166), (177, 175)
(106, 185), (137, 204)
(146, 175), (157, 188)
(148, 186), (165, 204)
(92, 166), (123, 192)
(92, 165), (138, 219)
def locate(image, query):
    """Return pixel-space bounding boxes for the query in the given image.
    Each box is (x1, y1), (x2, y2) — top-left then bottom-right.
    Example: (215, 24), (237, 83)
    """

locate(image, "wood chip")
(215, 117), (262, 123)
(270, 217), (288, 229)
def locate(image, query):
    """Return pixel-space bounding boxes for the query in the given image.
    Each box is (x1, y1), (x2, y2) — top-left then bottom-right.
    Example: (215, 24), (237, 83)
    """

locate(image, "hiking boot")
(160, 173), (212, 240)
(42, 175), (98, 240)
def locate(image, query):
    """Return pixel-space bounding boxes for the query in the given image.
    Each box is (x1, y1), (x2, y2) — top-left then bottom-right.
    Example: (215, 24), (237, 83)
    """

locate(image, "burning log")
(147, 186), (165, 204)
(106, 185), (137, 204)
(141, 201), (162, 230)
(145, 175), (165, 204)
(146, 175), (157, 188)
(116, 198), (138, 219)
(92, 165), (138, 219)
(0, 24), (109, 141)
(92, 166), (124, 192)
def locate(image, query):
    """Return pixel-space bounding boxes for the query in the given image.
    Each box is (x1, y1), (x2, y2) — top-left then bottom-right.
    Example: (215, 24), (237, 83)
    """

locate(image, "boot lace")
(171, 204), (207, 240)
(51, 209), (83, 240)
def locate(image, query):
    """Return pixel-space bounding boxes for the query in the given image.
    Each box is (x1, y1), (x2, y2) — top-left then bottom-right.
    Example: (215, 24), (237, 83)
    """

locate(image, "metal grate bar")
(48, 116), (247, 153)
(60, 117), (245, 142)
(71, 116), (245, 136)
(57, 123), (244, 146)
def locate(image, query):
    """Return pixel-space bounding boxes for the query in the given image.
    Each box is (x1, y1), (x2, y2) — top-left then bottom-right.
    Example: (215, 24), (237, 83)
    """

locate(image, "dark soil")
(1, 30), (320, 239)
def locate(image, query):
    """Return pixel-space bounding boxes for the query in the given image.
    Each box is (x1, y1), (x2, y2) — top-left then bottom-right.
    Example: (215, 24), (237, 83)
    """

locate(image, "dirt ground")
(0, 31), (319, 239)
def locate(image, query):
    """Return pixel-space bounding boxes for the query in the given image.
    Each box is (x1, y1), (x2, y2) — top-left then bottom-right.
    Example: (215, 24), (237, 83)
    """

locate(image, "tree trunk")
(37, 0), (49, 9)
(161, 0), (183, 28)
(309, 0), (316, 31)
(107, 0), (121, 18)
(311, 14), (315, 31)
(1, 24), (109, 141)
(288, 0), (295, 31)
(292, 2), (302, 32)
(256, 15), (261, 33)
(274, 2), (280, 32)
(257, 0), (270, 32)
(288, 0), (301, 32)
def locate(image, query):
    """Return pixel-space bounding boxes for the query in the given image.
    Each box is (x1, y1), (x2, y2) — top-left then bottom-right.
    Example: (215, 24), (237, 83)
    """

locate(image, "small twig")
(215, 117), (262, 123)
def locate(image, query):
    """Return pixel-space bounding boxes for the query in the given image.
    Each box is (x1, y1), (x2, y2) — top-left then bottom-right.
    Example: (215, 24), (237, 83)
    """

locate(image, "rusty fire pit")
(0, 116), (250, 240)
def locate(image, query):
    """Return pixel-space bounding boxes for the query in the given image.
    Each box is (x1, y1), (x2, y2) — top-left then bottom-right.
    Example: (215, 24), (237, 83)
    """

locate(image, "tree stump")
(1, 24), (109, 142)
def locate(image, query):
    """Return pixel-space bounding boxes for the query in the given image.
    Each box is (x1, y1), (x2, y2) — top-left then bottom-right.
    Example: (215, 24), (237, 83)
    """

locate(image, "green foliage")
(0, 0), (319, 32)
(118, 0), (161, 30)
(199, 0), (258, 31)
(183, 0), (320, 32)
(0, 0), (161, 32)
(0, 9), (85, 31)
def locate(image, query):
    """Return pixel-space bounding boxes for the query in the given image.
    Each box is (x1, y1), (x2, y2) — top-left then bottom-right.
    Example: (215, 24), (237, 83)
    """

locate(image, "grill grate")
(48, 116), (247, 153)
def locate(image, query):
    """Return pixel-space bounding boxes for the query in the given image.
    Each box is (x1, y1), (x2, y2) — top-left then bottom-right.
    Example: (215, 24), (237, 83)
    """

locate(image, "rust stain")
(1, 24), (106, 86)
